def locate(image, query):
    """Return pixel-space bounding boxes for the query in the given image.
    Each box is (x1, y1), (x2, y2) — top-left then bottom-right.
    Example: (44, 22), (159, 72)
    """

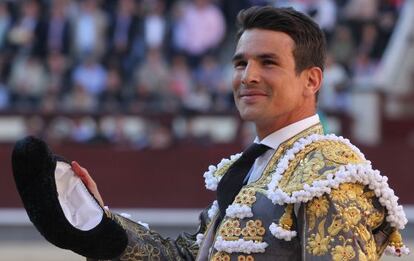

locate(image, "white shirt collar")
(254, 114), (320, 150)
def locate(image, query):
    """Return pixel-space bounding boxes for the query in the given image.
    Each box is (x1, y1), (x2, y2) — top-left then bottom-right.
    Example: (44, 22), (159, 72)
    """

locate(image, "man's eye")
(263, 60), (276, 66)
(234, 61), (247, 68)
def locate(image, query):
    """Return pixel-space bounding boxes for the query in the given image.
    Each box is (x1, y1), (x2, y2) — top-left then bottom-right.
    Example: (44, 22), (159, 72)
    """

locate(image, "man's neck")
(255, 112), (317, 140)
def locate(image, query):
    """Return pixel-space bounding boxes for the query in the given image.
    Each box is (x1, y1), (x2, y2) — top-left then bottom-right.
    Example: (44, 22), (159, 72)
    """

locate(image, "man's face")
(232, 29), (313, 136)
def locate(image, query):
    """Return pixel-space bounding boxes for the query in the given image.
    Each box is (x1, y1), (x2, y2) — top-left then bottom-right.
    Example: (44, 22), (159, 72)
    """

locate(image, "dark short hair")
(236, 6), (326, 74)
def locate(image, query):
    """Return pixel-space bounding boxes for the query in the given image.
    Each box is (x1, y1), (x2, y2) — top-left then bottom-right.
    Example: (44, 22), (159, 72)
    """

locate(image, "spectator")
(62, 84), (98, 112)
(99, 67), (125, 112)
(40, 92), (59, 113)
(375, 0), (398, 58)
(25, 115), (45, 138)
(106, 0), (141, 76)
(143, 0), (167, 50)
(132, 48), (170, 111)
(182, 84), (212, 113)
(44, 116), (73, 144)
(8, 0), (46, 57)
(351, 52), (378, 90)
(0, 2), (12, 52)
(71, 0), (107, 59)
(220, 0), (250, 33)
(0, 0), (403, 146)
(342, 0), (378, 44)
(212, 62), (234, 112)
(45, 0), (71, 55)
(329, 25), (355, 70)
(194, 55), (226, 108)
(148, 123), (173, 149)
(168, 54), (193, 103)
(72, 56), (107, 96)
(71, 117), (97, 143)
(8, 55), (47, 109)
(45, 51), (70, 96)
(358, 23), (381, 60)
(172, 0), (225, 66)
(343, 0), (378, 21)
(311, 0), (337, 43)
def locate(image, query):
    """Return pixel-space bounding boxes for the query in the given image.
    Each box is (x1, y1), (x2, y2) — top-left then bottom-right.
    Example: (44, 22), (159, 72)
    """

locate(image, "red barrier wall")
(1, 142), (413, 208)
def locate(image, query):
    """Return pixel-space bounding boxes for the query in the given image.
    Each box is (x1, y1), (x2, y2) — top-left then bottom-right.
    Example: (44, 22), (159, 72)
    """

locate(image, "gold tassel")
(388, 230), (406, 256)
(279, 204), (294, 230)
(389, 230), (403, 248)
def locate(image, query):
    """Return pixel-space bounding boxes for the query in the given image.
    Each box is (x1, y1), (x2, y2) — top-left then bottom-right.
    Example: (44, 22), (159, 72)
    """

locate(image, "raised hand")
(71, 161), (104, 208)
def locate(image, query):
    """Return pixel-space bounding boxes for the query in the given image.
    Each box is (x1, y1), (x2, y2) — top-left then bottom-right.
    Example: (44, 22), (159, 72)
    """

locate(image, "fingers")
(71, 161), (104, 207)
(72, 161), (92, 187)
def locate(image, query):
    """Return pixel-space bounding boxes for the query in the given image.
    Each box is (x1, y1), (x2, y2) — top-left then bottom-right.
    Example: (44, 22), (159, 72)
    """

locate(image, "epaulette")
(266, 134), (408, 256)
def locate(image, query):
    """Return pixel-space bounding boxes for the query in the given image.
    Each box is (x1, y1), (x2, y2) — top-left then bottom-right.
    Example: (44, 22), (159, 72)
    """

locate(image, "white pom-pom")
(269, 223), (297, 241)
(208, 200), (219, 219)
(225, 204), (253, 219)
(196, 233), (205, 246)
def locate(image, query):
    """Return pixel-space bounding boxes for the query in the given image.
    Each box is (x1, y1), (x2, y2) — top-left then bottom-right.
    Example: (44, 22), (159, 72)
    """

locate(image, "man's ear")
(303, 67), (322, 97)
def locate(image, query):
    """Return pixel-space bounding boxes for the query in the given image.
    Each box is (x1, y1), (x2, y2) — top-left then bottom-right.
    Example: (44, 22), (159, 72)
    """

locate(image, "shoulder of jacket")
(267, 133), (366, 197)
(266, 133), (407, 230)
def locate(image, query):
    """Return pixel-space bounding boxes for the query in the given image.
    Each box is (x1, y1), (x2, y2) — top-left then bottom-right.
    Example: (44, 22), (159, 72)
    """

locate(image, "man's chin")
(239, 111), (260, 122)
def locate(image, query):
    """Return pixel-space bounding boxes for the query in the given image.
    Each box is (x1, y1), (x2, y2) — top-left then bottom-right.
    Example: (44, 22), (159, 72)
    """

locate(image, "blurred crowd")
(0, 0), (402, 145)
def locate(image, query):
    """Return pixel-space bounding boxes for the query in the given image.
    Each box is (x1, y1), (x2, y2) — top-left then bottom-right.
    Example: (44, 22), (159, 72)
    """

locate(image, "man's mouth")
(239, 90), (268, 98)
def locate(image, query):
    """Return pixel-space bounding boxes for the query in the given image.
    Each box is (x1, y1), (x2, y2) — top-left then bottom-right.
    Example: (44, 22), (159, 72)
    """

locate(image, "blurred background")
(0, 0), (413, 260)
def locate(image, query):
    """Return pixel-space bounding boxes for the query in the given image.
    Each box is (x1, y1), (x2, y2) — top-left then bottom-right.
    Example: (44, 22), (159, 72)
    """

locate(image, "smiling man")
(12, 6), (408, 261)
(232, 27), (322, 139)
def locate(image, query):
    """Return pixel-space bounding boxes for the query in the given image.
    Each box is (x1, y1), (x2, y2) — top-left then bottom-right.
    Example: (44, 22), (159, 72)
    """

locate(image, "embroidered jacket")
(91, 124), (408, 261)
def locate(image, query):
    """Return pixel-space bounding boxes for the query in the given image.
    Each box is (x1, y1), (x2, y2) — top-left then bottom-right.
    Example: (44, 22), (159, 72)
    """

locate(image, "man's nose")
(241, 63), (260, 85)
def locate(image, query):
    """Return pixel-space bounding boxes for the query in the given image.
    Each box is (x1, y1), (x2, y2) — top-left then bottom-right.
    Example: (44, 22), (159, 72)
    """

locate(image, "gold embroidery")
(331, 236), (356, 261)
(365, 235), (378, 260)
(120, 243), (161, 261)
(307, 219), (331, 256)
(114, 215), (153, 238)
(235, 188), (257, 206)
(327, 215), (344, 236)
(212, 252), (230, 261)
(283, 151), (329, 194)
(238, 255), (254, 261)
(359, 250), (368, 261)
(330, 187), (349, 204)
(366, 209), (384, 230)
(331, 245), (356, 261)
(342, 206), (362, 226)
(219, 219), (242, 241)
(321, 141), (361, 164)
(355, 223), (371, 242)
(278, 144), (325, 193)
(248, 124), (324, 189)
(242, 220), (266, 241)
(307, 195), (329, 231)
(305, 182), (386, 260)
(331, 183), (364, 204)
(214, 159), (238, 179)
(279, 204), (294, 230)
(219, 218), (266, 242)
(276, 139), (365, 195)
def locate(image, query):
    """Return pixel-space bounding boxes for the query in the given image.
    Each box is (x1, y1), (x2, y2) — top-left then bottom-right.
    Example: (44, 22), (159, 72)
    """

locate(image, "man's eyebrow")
(232, 53), (244, 62)
(232, 53), (280, 62)
(256, 53), (279, 60)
